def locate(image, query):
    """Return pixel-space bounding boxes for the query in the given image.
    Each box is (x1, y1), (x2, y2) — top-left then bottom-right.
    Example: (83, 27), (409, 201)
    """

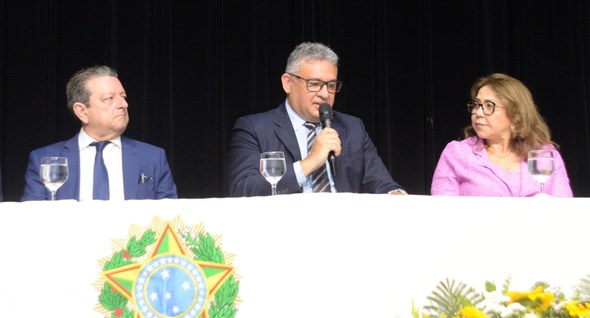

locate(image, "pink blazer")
(431, 136), (573, 197)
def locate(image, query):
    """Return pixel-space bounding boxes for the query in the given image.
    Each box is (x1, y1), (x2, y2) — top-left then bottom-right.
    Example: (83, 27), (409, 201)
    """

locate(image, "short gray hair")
(285, 42), (339, 73)
(66, 65), (118, 112)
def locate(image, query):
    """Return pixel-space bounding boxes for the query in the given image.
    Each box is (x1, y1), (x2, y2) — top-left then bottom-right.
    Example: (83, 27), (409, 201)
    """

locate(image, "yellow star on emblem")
(102, 222), (235, 318)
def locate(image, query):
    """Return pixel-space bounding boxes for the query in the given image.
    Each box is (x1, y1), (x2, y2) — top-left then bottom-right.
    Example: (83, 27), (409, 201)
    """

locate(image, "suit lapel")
(61, 135), (81, 200)
(121, 137), (139, 199)
(274, 104), (303, 161)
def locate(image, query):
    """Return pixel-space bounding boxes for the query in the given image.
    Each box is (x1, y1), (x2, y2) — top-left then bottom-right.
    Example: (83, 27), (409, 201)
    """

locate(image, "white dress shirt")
(78, 129), (125, 201)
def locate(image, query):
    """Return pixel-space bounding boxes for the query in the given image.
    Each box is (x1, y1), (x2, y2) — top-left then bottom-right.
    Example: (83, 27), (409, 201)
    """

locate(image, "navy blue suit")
(22, 134), (177, 201)
(227, 103), (401, 196)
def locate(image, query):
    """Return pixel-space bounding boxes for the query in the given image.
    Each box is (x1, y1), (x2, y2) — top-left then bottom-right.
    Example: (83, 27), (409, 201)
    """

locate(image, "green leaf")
(501, 276), (511, 293)
(579, 273), (590, 300)
(126, 230), (156, 257)
(192, 232), (225, 263)
(103, 250), (132, 270)
(119, 308), (135, 318)
(180, 229), (239, 318)
(98, 282), (128, 310)
(423, 278), (483, 317)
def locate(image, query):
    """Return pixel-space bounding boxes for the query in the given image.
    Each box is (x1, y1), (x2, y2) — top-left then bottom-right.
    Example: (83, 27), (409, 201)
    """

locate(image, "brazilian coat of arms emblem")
(95, 216), (240, 318)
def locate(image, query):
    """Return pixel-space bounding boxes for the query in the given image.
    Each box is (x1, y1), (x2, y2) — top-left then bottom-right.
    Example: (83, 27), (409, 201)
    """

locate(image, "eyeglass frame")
(467, 100), (504, 115)
(287, 73), (343, 93)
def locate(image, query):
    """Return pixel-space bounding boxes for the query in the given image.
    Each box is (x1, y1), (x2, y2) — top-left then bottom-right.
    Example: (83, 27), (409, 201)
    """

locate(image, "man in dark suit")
(227, 42), (406, 196)
(22, 65), (177, 201)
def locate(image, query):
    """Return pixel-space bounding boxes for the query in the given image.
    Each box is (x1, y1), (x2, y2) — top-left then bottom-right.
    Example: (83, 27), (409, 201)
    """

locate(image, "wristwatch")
(388, 188), (408, 195)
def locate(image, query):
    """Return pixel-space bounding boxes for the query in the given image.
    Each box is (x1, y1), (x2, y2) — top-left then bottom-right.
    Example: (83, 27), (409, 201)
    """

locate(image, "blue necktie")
(91, 141), (110, 200)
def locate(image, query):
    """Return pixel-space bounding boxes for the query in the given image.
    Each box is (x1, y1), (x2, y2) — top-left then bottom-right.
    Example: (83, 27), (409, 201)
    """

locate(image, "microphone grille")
(319, 103), (333, 120)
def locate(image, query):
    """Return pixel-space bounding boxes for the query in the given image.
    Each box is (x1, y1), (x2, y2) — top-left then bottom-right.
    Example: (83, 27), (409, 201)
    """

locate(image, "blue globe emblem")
(134, 254), (208, 317)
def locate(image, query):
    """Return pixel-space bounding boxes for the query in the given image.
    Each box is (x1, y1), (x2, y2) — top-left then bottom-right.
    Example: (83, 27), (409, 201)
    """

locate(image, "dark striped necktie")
(304, 122), (332, 193)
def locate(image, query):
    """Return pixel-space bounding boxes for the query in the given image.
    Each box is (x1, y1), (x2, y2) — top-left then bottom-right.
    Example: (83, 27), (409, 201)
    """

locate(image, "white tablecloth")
(0, 193), (588, 317)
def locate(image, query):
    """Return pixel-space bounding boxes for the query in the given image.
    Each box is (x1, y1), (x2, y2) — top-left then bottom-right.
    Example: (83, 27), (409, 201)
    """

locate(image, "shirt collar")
(78, 128), (122, 150)
(285, 99), (309, 131)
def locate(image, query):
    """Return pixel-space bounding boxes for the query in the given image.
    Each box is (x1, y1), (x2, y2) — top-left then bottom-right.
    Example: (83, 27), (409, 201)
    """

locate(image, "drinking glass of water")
(527, 150), (554, 194)
(260, 151), (286, 196)
(40, 157), (69, 200)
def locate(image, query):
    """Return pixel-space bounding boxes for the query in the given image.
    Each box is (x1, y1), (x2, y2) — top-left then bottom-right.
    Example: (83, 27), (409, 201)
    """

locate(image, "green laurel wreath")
(98, 228), (239, 318)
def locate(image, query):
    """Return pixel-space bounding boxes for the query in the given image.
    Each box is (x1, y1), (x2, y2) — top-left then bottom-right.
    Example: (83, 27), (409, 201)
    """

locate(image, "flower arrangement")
(412, 275), (590, 318)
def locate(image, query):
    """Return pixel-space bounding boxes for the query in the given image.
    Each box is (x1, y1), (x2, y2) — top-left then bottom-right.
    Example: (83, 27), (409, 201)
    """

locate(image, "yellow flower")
(505, 286), (554, 312)
(454, 306), (487, 318)
(565, 301), (590, 318)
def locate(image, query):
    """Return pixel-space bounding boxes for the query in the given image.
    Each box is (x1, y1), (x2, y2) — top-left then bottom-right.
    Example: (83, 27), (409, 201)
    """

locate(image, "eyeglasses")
(287, 73), (342, 93)
(467, 100), (503, 115)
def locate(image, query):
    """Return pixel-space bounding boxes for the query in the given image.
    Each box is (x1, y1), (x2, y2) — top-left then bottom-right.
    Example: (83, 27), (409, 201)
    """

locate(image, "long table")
(1, 193), (588, 317)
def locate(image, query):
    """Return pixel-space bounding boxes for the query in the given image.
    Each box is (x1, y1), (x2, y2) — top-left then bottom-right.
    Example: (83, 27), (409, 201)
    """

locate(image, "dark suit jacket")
(227, 102), (402, 196)
(22, 134), (178, 201)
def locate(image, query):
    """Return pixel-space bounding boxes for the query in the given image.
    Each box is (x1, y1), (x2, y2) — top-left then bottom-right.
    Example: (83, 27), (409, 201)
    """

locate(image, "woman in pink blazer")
(431, 73), (573, 197)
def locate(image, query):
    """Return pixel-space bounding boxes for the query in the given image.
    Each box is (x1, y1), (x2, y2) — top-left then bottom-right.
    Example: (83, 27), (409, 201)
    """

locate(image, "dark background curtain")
(1, 0), (589, 201)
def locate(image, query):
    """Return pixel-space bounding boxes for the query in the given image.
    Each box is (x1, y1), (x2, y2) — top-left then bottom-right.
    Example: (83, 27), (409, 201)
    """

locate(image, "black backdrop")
(1, 0), (589, 201)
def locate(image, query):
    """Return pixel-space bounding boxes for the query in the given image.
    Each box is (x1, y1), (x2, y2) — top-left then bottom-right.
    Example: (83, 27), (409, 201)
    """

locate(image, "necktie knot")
(91, 141), (110, 152)
(304, 122), (318, 130)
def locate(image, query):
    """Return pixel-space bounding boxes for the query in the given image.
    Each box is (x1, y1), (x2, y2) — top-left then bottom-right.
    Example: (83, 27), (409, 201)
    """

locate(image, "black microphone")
(319, 103), (337, 177)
